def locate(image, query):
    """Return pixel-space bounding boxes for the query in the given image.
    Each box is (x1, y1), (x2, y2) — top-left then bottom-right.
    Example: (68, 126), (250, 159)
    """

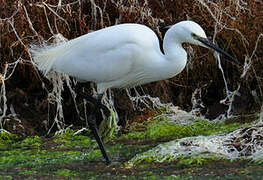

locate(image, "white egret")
(30, 21), (238, 164)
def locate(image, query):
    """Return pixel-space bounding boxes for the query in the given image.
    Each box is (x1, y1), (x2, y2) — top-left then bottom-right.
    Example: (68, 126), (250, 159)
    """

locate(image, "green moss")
(0, 127), (262, 179)
(85, 149), (102, 159)
(141, 175), (184, 180)
(0, 176), (12, 180)
(54, 129), (95, 149)
(55, 169), (79, 177)
(99, 108), (118, 143)
(121, 118), (250, 141)
(0, 131), (21, 147)
(0, 149), (45, 169)
(0, 114), (260, 179)
(0, 147), (86, 170)
(21, 136), (42, 147)
(18, 169), (37, 175)
(128, 152), (229, 168)
(121, 131), (145, 139)
(24, 178), (36, 180)
(176, 154), (224, 167)
(189, 119), (243, 136)
(145, 120), (192, 139)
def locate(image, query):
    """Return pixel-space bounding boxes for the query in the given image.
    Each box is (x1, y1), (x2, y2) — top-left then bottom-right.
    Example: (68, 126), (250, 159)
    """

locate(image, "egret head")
(170, 21), (239, 64)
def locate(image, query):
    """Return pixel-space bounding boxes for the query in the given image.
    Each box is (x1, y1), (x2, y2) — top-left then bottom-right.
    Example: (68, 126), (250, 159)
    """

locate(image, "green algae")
(0, 176), (12, 180)
(55, 169), (79, 177)
(0, 131), (262, 179)
(54, 129), (95, 149)
(0, 148), (85, 170)
(0, 131), (22, 148)
(176, 154), (228, 167)
(20, 136), (42, 147)
(122, 116), (258, 168)
(0, 113), (261, 179)
(0, 130), (96, 176)
(0, 128), (154, 179)
(99, 108), (118, 143)
(121, 118), (250, 141)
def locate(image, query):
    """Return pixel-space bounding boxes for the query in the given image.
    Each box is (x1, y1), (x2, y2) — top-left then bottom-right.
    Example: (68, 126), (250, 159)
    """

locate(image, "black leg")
(88, 113), (111, 165)
(75, 83), (110, 117)
(75, 83), (111, 164)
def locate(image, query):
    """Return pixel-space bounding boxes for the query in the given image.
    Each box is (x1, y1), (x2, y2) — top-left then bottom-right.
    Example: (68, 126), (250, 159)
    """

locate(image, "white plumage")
(30, 21), (235, 93)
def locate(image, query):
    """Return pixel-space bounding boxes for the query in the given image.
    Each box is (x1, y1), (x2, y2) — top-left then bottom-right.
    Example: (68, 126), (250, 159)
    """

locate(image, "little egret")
(30, 21), (238, 164)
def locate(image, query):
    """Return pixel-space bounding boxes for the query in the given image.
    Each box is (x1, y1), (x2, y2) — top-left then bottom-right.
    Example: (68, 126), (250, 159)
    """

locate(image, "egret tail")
(30, 36), (83, 76)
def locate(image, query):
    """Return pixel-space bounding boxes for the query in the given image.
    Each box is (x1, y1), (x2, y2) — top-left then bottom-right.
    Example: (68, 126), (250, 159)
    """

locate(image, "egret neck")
(162, 28), (188, 79)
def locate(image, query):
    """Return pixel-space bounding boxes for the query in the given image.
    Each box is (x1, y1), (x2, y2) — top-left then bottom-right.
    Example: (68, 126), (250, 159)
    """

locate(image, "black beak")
(197, 37), (239, 64)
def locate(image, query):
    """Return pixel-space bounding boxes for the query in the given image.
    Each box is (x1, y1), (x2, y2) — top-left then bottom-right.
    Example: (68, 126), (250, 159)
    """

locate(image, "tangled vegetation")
(0, 0), (262, 135)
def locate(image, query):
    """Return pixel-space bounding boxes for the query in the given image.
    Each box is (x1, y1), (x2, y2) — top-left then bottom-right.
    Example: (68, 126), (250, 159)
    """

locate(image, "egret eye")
(191, 33), (198, 39)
